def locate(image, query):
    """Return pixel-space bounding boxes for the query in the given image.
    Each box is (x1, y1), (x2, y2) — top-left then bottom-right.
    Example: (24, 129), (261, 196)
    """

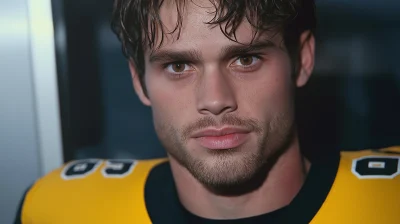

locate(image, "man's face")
(132, 1), (310, 189)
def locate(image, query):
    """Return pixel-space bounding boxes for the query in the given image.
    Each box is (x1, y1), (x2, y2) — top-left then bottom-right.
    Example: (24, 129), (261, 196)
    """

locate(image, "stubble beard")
(155, 114), (294, 195)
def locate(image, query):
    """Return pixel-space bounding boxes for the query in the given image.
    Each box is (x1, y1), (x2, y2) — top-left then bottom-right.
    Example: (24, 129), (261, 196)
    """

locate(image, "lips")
(191, 127), (250, 150)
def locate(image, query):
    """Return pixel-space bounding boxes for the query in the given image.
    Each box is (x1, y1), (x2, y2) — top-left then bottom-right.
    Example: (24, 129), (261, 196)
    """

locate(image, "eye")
(232, 56), (260, 67)
(166, 63), (192, 73)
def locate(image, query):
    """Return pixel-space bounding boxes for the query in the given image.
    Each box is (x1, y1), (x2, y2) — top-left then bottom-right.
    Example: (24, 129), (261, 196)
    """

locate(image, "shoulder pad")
(311, 146), (400, 223)
(21, 158), (167, 224)
(340, 146), (400, 179)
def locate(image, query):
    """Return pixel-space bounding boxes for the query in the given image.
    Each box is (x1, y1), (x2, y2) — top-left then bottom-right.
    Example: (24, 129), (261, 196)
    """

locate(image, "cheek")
(240, 55), (294, 120)
(145, 73), (193, 128)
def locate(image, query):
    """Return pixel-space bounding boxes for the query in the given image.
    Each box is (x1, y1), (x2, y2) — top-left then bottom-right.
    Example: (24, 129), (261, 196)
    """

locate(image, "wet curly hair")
(111, 0), (316, 92)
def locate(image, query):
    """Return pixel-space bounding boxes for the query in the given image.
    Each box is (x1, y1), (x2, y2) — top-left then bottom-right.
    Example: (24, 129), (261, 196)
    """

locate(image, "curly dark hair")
(111, 0), (316, 93)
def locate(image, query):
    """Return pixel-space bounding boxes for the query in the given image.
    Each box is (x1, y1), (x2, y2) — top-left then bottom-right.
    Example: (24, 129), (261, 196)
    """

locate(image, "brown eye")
(239, 56), (253, 66)
(171, 63), (185, 72)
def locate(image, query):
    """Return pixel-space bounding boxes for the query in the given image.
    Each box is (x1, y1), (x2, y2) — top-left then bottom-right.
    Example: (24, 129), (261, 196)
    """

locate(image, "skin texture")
(129, 0), (315, 220)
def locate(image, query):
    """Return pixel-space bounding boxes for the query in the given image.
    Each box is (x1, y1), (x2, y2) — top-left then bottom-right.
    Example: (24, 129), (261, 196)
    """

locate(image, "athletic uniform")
(15, 146), (400, 223)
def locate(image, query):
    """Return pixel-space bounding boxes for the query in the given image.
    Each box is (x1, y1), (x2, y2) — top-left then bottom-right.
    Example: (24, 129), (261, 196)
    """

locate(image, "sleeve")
(14, 185), (32, 224)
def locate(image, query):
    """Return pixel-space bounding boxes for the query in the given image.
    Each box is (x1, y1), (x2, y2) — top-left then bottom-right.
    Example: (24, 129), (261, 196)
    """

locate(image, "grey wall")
(0, 0), (63, 223)
(0, 0), (41, 223)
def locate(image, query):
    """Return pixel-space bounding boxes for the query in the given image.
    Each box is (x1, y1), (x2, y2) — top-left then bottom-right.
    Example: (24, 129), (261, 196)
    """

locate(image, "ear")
(129, 61), (151, 106)
(296, 31), (315, 87)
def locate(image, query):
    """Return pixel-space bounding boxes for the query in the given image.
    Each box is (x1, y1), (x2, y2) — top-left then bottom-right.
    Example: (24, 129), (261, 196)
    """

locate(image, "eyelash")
(229, 54), (264, 72)
(162, 62), (193, 79)
(162, 54), (264, 78)
(234, 54), (262, 62)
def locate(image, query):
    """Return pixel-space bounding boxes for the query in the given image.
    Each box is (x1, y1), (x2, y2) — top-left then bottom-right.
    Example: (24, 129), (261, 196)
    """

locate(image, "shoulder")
(339, 146), (400, 180)
(31, 158), (167, 193)
(19, 158), (167, 223)
(311, 146), (400, 224)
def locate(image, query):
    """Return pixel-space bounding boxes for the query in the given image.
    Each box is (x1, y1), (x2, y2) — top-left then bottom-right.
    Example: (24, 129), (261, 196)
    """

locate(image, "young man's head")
(112, 0), (316, 191)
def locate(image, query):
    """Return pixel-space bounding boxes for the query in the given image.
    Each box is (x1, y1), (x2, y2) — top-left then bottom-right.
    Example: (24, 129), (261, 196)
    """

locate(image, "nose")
(196, 68), (238, 116)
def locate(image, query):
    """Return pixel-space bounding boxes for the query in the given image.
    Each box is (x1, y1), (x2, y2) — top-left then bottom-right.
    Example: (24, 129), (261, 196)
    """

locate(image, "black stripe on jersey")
(14, 185), (32, 224)
(144, 151), (341, 224)
(280, 151), (340, 223)
(145, 162), (188, 224)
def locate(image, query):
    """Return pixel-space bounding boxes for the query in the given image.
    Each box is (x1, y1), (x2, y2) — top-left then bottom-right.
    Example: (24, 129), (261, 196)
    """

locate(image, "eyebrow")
(219, 40), (277, 58)
(148, 39), (277, 64)
(149, 49), (203, 64)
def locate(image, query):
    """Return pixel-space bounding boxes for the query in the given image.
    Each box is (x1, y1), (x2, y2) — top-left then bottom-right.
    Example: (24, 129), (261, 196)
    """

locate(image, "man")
(16, 0), (400, 223)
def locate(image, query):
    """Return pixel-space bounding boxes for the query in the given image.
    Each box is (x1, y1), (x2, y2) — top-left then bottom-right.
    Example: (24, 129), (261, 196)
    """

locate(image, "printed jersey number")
(352, 156), (400, 179)
(61, 159), (136, 180)
(61, 159), (102, 180)
(102, 160), (136, 178)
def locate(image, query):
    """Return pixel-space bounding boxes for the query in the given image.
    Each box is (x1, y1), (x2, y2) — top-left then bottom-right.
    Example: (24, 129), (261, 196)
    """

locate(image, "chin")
(182, 147), (268, 194)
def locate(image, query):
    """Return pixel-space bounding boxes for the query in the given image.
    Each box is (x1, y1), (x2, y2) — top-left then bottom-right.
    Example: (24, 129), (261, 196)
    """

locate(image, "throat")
(170, 146), (310, 220)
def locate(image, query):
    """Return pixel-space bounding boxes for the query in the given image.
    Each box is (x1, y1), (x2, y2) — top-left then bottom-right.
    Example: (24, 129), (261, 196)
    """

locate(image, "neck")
(169, 135), (310, 220)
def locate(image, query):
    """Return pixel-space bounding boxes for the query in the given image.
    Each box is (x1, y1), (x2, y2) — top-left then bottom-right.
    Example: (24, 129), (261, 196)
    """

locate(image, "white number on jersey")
(61, 159), (137, 180)
(352, 156), (400, 179)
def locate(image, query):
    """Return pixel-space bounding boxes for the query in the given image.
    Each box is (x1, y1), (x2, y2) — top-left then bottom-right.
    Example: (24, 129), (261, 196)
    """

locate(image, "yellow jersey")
(16, 146), (400, 224)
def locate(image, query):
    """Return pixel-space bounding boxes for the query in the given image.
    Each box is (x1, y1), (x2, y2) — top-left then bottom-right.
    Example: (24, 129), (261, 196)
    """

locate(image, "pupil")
(240, 57), (252, 65)
(173, 63), (184, 72)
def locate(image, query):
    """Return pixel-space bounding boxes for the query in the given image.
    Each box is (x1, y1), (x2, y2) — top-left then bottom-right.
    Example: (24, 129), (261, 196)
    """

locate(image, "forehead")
(146, 0), (283, 55)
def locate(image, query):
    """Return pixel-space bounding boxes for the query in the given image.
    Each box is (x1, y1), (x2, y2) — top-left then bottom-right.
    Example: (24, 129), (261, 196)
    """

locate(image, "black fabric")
(278, 152), (340, 224)
(13, 185), (32, 224)
(145, 152), (340, 224)
(184, 204), (288, 224)
(145, 162), (187, 224)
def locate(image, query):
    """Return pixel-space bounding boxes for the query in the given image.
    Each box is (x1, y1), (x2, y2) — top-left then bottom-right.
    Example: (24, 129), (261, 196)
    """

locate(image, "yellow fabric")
(21, 147), (400, 224)
(21, 158), (166, 224)
(310, 146), (400, 224)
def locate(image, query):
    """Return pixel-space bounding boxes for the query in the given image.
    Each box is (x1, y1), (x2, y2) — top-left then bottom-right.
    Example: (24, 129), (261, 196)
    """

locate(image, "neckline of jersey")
(145, 151), (341, 224)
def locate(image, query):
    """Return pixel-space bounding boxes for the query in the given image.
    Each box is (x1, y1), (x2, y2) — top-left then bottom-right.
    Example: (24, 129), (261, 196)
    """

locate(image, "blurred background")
(1, 0), (400, 223)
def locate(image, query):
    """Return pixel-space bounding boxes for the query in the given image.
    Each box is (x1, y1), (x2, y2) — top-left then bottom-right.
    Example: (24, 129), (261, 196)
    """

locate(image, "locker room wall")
(0, 0), (63, 223)
(0, 2), (40, 223)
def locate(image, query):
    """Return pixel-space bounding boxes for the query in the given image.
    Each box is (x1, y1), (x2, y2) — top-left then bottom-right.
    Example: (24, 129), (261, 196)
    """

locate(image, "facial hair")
(154, 113), (294, 195)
